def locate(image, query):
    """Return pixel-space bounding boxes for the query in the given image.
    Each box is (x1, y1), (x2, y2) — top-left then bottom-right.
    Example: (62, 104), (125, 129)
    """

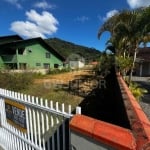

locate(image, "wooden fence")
(0, 88), (81, 150)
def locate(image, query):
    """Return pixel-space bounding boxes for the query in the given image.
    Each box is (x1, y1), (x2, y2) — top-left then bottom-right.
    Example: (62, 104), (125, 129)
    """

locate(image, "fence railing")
(0, 88), (81, 150)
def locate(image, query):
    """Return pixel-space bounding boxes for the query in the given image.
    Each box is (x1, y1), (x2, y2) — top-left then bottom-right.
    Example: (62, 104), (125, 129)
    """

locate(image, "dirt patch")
(23, 69), (98, 109)
(34, 70), (93, 84)
(34, 69), (99, 96)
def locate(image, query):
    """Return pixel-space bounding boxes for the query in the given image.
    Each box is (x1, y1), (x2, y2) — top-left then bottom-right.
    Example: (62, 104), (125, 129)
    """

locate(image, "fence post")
(76, 107), (81, 114)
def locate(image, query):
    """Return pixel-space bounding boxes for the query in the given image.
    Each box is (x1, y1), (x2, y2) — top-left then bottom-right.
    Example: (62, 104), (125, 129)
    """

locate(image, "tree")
(98, 7), (150, 83)
(97, 52), (115, 77)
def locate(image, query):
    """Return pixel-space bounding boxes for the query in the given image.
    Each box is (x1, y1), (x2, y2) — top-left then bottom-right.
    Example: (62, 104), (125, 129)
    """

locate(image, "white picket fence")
(0, 88), (81, 150)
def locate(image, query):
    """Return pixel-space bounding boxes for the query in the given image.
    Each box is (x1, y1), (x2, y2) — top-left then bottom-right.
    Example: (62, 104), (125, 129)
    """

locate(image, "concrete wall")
(70, 115), (136, 150)
(69, 61), (84, 69)
(71, 130), (114, 150)
(117, 74), (150, 149)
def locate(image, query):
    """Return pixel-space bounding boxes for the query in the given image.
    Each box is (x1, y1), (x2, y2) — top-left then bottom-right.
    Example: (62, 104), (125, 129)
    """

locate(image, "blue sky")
(1, 0), (150, 51)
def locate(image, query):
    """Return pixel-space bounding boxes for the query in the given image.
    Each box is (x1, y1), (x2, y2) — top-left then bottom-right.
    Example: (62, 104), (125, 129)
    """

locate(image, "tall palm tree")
(98, 6), (150, 83)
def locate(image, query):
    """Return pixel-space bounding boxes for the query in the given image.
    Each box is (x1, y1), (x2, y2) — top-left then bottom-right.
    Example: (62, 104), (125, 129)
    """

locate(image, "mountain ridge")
(45, 37), (101, 62)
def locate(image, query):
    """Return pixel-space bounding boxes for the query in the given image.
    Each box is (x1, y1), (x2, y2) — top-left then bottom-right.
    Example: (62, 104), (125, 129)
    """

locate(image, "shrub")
(129, 82), (148, 101)
(48, 68), (71, 75)
(0, 71), (34, 91)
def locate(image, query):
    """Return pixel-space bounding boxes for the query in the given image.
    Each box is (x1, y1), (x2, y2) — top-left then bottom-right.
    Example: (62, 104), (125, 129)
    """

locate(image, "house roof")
(137, 47), (150, 62)
(0, 37), (65, 61)
(0, 35), (23, 45)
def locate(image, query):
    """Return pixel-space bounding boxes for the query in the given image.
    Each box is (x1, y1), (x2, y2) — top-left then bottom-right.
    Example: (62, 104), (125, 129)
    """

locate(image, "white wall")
(69, 61), (84, 69)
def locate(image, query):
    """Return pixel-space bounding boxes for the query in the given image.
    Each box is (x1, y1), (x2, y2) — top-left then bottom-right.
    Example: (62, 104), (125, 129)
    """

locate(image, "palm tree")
(98, 7), (150, 83)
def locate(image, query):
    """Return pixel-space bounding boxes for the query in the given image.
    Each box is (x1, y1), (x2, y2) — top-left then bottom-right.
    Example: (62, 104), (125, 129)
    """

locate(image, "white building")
(66, 53), (85, 69)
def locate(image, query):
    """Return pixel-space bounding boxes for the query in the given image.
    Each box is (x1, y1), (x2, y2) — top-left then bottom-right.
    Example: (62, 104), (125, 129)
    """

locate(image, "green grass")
(22, 83), (82, 110)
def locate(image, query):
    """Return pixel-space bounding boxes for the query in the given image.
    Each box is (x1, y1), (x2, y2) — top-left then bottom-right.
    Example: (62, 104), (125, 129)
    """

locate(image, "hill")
(45, 38), (101, 62)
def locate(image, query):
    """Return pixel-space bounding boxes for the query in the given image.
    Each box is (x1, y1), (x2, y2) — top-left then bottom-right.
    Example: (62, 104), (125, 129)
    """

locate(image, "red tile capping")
(70, 114), (136, 150)
(117, 74), (150, 150)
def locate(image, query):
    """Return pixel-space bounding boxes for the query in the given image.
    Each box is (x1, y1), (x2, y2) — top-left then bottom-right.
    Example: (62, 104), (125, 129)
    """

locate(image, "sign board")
(5, 99), (27, 132)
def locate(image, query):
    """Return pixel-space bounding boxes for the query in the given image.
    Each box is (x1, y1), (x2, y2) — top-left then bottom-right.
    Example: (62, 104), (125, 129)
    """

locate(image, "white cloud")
(103, 10), (119, 21)
(4, 0), (22, 8)
(10, 9), (59, 38)
(127, 0), (150, 9)
(75, 16), (89, 23)
(34, 1), (56, 9)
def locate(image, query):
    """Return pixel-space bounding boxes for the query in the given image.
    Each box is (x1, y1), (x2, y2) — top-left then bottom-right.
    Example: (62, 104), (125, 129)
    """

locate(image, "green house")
(0, 35), (65, 70)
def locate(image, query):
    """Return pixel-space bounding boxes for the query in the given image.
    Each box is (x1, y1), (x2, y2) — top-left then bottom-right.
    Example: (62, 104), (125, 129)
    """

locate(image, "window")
(54, 64), (59, 68)
(28, 49), (32, 53)
(43, 63), (50, 69)
(36, 63), (41, 66)
(46, 52), (51, 58)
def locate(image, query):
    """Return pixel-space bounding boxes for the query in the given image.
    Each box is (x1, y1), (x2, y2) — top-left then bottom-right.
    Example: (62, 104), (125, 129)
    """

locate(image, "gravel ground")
(132, 76), (150, 120)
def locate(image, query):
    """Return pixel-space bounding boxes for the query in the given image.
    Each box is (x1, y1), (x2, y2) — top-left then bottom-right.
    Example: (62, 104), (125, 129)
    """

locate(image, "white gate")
(0, 88), (81, 150)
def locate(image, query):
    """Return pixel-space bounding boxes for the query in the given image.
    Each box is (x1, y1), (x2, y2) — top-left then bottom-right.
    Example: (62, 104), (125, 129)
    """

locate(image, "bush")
(0, 71), (34, 91)
(129, 82), (148, 101)
(48, 68), (71, 75)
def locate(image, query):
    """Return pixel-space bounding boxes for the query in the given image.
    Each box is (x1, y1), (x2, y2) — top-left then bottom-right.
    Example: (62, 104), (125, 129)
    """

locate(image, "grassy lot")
(0, 68), (96, 110)
(23, 83), (82, 110)
(24, 69), (95, 109)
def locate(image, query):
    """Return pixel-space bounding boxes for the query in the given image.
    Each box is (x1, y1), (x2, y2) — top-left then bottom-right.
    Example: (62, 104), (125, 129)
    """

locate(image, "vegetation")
(97, 6), (150, 101)
(0, 70), (83, 108)
(115, 55), (133, 76)
(96, 52), (115, 77)
(45, 38), (101, 63)
(22, 84), (82, 109)
(48, 68), (71, 74)
(98, 6), (150, 82)
(0, 71), (34, 91)
(129, 82), (148, 101)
